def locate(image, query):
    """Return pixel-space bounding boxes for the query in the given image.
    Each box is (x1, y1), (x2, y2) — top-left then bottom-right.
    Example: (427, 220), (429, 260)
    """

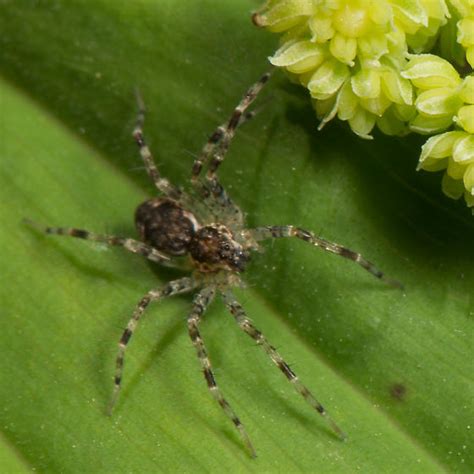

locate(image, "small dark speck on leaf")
(390, 383), (408, 401)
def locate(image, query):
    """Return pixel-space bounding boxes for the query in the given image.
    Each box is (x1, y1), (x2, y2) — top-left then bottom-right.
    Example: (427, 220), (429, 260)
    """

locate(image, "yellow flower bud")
(349, 106), (376, 139)
(309, 16), (335, 43)
(358, 33), (389, 59)
(270, 41), (327, 73)
(467, 47), (474, 68)
(307, 59), (350, 99)
(410, 114), (453, 134)
(337, 81), (358, 120)
(459, 76), (474, 104)
(253, 0), (312, 32)
(464, 190), (474, 207)
(419, 130), (474, 207)
(457, 18), (474, 47)
(452, 133), (474, 163)
(333, 3), (372, 38)
(415, 87), (463, 117)
(455, 105), (474, 133)
(463, 162), (474, 194)
(420, 131), (466, 159)
(360, 94), (392, 116)
(401, 54), (462, 89)
(330, 33), (357, 65)
(377, 106), (411, 135)
(351, 67), (381, 99)
(391, 0), (428, 34)
(442, 172), (465, 199)
(447, 157), (467, 179)
(381, 68), (414, 105)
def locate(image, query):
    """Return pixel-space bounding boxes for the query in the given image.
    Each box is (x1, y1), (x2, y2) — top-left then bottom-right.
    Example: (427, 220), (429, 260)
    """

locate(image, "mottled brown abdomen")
(135, 198), (198, 256)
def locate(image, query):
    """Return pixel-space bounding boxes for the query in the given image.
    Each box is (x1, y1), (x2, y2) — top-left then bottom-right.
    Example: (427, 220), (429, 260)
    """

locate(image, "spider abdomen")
(135, 198), (198, 256)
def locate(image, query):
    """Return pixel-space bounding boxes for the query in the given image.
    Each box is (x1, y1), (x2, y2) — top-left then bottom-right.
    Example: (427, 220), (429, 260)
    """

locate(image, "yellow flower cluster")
(253, 0), (474, 209)
(253, 0), (452, 138)
(416, 71), (474, 206)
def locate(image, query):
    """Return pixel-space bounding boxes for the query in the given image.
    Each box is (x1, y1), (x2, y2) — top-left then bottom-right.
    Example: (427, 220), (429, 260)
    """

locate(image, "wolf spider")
(26, 72), (400, 457)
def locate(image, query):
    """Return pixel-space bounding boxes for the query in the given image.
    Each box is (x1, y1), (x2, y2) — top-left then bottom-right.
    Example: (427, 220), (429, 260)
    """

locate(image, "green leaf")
(0, 1), (472, 472)
(0, 433), (31, 473)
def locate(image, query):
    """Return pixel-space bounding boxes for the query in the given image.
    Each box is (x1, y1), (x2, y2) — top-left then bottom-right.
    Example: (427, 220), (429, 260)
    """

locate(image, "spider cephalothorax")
(188, 224), (250, 273)
(27, 71), (400, 457)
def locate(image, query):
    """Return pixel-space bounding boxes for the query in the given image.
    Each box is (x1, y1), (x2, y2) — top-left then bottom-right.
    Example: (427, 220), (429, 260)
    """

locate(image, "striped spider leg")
(23, 219), (172, 266)
(108, 276), (197, 414)
(188, 286), (257, 457)
(222, 289), (347, 441)
(133, 87), (182, 201)
(191, 70), (272, 187)
(249, 226), (403, 289)
(190, 71), (272, 227)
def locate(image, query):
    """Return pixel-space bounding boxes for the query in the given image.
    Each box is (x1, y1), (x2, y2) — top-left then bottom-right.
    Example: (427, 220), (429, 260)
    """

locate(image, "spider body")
(136, 197), (251, 272)
(26, 71), (400, 457)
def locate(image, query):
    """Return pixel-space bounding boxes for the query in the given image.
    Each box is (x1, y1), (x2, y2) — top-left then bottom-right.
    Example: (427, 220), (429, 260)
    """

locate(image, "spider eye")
(232, 249), (250, 272)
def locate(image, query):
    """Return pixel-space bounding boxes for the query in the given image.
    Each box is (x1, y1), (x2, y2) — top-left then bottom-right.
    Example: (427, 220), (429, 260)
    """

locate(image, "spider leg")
(191, 71), (271, 183)
(190, 72), (272, 225)
(133, 89), (181, 199)
(205, 70), (270, 179)
(249, 226), (403, 288)
(24, 219), (175, 267)
(222, 289), (346, 441)
(190, 107), (258, 219)
(108, 276), (197, 413)
(187, 287), (256, 457)
(191, 82), (269, 183)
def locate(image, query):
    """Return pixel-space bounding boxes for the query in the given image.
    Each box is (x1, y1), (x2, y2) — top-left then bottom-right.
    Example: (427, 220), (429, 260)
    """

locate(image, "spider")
(25, 72), (401, 457)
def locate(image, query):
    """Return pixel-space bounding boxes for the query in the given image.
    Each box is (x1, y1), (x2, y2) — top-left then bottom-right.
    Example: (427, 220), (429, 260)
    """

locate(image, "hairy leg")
(133, 90), (181, 199)
(188, 287), (256, 457)
(190, 72), (272, 227)
(191, 71), (272, 184)
(24, 219), (174, 266)
(109, 276), (197, 413)
(222, 289), (346, 440)
(250, 225), (402, 288)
